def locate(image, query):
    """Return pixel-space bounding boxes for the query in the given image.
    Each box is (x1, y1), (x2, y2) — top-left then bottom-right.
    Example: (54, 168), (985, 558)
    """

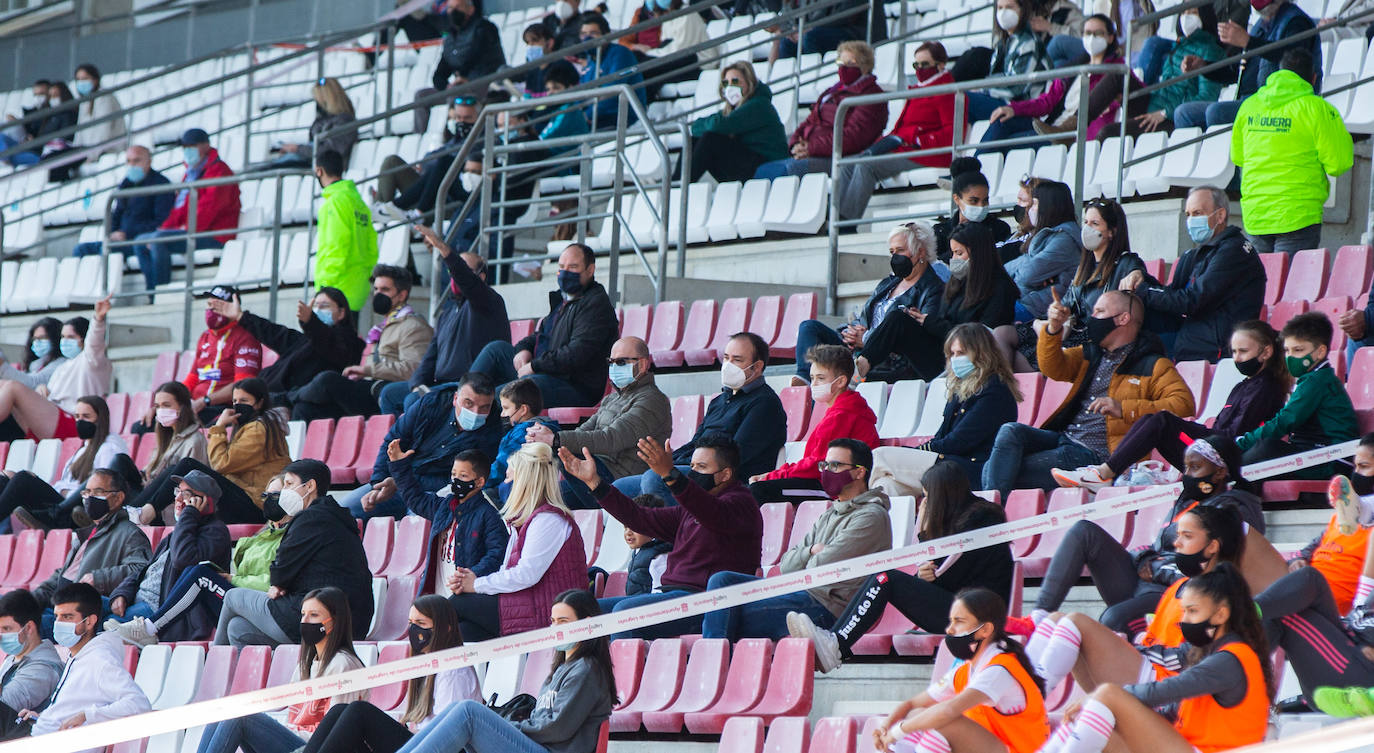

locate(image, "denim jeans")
(393, 700), (548, 753)
(73, 241), (123, 258)
(966, 91), (1007, 122)
(611, 466), (685, 506)
(976, 117), (1046, 156)
(1137, 36), (1175, 85)
(0, 133), (39, 166)
(1246, 223), (1323, 255)
(561, 455), (613, 510)
(196, 712), (305, 753)
(1046, 34), (1090, 68)
(1173, 98), (1244, 129)
(794, 320), (844, 380)
(131, 229), (224, 290)
(753, 157), (830, 181)
(981, 423), (1103, 497)
(469, 340), (596, 409)
(339, 482), (409, 520)
(701, 571), (833, 642)
(597, 590), (701, 639)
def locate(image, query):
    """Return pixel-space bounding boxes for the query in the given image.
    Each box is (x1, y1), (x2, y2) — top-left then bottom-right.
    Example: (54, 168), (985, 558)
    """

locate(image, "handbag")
(487, 692), (537, 722)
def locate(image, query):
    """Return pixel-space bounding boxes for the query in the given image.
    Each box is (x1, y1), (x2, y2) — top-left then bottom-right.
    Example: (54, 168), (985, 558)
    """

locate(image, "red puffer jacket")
(887, 70), (962, 168)
(160, 147), (242, 243)
(791, 73), (887, 158)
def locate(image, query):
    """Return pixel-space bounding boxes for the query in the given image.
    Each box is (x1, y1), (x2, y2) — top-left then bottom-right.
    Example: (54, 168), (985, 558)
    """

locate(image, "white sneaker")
(113, 617), (159, 647)
(376, 201), (409, 224)
(786, 611), (842, 673)
(1051, 466), (1110, 492)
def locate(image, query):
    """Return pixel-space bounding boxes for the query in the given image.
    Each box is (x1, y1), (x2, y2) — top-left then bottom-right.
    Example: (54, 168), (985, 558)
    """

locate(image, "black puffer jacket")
(237, 311), (365, 395)
(432, 13), (506, 90)
(1136, 225), (1264, 363)
(515, 281), (619, 405)
(266, 495), (374, 641)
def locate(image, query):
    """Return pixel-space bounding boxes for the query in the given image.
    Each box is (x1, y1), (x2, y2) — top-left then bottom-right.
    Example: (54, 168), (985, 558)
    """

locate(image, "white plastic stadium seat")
(733, 178), (773, 239)
(705, 181), (745, 242)
(912, 378), (948, 438)
(29, 439), (62, 483)
(878, 380), (927, 440)
(856, 381), (889, 428)
(757, 175), (799, 234)
(153, 644), (205, 710)
(3, 440), (35, 474)
(767, 173), (829, 235)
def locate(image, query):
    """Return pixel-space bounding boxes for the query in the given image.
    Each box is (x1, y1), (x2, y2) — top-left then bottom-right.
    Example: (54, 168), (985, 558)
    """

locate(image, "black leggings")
(1103, 411), (1207, 477)
(0, 471), (63, 524)
(679, 132), (768, 183)
(1255, 566), (1374, 697)
(134, 458), (263, 524)
(832, 570), (957, 657)
(856, 313), (945, 381)
(303, 701), (412, 753)
(291, 372), (383, 423)
(449, 592), (501, 643)
(1034, 519), (1165, 636)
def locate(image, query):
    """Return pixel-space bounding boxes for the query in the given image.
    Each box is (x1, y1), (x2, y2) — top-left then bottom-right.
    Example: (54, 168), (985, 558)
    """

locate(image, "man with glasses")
(104, 471), (231, 646)
(701, 438), (893, 642)
(31, 471), (150, 622)
(526, 336), (671, 508)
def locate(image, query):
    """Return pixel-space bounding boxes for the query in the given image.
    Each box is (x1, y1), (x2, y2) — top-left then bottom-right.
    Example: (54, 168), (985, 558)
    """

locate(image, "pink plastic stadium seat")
(1259, 252), (1288, 305)
(1013, 373), (1042, 425)
(572, 509), (603, 564)
(1327, 245), (1374, 299)
(717, 716), (766, 753)
(300, 419), (335, 462)
(362, 517), (394, 575)
(655, 299), (717, 368)
(761, 716), (809, 753)
(2, 530), (43, 589)
(759, 503), (795, 568)
(1005, 489), (1049, 559)
(353, 414), (396, 484)
(686, 297), (750, 367)
(779, 386), (812, 443)
(326, 415), (366, 484)
(105, 393), (130, 439)
(509, 319), (535, 345)
(786, 500), (829, 551)
(684, 638), (774, 734)
(812, 717), (857, 753)
(1280, 247), (1330, 301)
(770, 293), (818, 359)
(1033, 380), (1072, 427)
(1019, 488), (1090, 578)
(367, 574), (422, 641)
(266, 644), (301, 687)
(28, 529), (72, 590)
(737, 638), (814, 724)
(368, 642), (410, 710)
(609, 637), (689, 731)
(1267, 300), (1308, 331)
(228, 646), (271, 693)
(670, 395), (704, 448)
(0, 536), (15, 585)
(150, 352), (179, 387)
(379, 516), (431, 577)
(124, 392), (152, 432)
(747, 295), (783, 347)
(642, 638), (730, 732)
(194, 646), (237, 700)
(1173, 361), (1211, 418)
(610, 639), (648, 710)
(647, 301), (685, 354)
(620, 304), (654, 341)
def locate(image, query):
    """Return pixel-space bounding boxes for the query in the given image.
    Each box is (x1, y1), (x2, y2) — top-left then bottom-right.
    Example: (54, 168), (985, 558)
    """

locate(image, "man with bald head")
(73, 145), (172, 259)
(380, 225), (510, 416)
(526, 336), (670, 508)
(469, 242), (619, 409)
(982, 288), (1195, 497)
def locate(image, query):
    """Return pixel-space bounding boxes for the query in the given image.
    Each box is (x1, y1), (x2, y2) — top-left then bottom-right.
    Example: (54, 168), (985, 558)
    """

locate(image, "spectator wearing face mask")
(0, 589), (63, 734)
(933, 159), (1013, 265)
(20, 583), (150, 740)
(542, 0), (584, 48)
(129, 128), (241, 292)
(258, 78), (357, 170)
(0, 79), (51, 167)
(637, 0), (712, 89)
(103, 470), (230, 645)
(30, 470), (150, 613)
(0, 395), (130, 533)
(125, 382), (209, 520)
(291, 265), (433, 421)
(750, 345), (879, 504)
(70, 63), (126, 158)
(520, 24), (557, 94)
(390, 445), (509, 597)
(682, 61), (788, 183)
(342, 373), (502, 520)
(376, 97), (481, 224)
(576, 12), (647, 130)
(526, 336), (671, 509)
(215, 461), (373, 647)
(412, 0), (504, 135)
(73, 146), (172, 260)
(612, 333), (786, 503)
(0, 299), (113, 443)
(754, 41), (886, 181)
(311, 150), (378, 313)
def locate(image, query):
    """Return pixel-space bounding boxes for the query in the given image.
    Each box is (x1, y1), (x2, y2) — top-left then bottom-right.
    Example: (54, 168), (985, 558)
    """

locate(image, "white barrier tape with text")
(3, 438), (1361, 753)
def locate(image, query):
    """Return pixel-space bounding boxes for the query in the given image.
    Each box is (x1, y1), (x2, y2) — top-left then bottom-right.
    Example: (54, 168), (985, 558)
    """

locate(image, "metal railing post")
(577, 139), (592, 245)
(794, 13), (806, 99)
(386, 24), (397, 136)
(244, 46), (256, 173)
(1073, 70), (1088, 207)
(481, 112), (497, 264)
(827, 84), (841, 318)
(183, 189), (199, 351)
(676, 122), (691, 280)
(1116, 21), (1132, 200)
(611, 95), (627, 305)
(270, 174), (285, 322)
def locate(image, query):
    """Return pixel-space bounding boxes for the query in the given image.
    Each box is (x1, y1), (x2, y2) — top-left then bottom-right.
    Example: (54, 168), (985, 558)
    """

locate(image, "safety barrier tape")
(2, 438), (1362, 753)
(1238, 716), (1374, 752)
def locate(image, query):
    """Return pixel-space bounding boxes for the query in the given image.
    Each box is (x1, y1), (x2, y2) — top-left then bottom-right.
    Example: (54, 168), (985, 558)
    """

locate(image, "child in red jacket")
(750, 344), (879, 503)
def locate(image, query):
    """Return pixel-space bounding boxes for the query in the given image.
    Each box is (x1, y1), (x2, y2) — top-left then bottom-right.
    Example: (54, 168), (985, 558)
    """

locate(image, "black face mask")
(1178, 618), (1217, 647)
(451, 120), (474, 142)
(372, 292), (394, 315)
(1235, 357), (1263, 378)
(75, 419), (97, 440)
(451, 477), (479, 498)
(1084, 315), (1118, 346)
(1352, 473), (1374, 497)
(1172, 546), (1210, 577)
(687, 469), (719, 492)
(944, 624), (985, 661)
(299, 621), (327, 645)
(1013, 205), (1027, 225)
(408, 623), (434, 654)
(262, 491), (287, 522)
(233, 403), (256, 424)
(1180, 474), (1219, 502)
(449, 8), (467, 26)
(83, 494), (110, 522)
(889, 253), (915, 279)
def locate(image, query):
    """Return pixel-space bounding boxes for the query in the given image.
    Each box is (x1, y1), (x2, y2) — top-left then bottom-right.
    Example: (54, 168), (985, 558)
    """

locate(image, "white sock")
(903, 729), (952, 753)
(1025, 614), (1058, 667)
(1358, 575), (1374, 609)
(1359, 494), (1374, 527)
(1061, 699), (1115, 753)
(1032, 608), (1050, 624)
(1036, 618), (1082, 692)
(1038, 722), (1075, 753)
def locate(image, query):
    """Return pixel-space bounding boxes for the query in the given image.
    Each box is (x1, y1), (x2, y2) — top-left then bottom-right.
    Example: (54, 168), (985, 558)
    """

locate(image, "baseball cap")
(180, 128), (210, 146)
(170, 469), (223, 503)
(199, 285), (238, 302)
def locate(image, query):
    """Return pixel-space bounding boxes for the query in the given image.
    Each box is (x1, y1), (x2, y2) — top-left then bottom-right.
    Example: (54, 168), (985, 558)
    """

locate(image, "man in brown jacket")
(291, 264), (434, 420)
(982, 290), (1195, 497)
(528, 336), (671, 508)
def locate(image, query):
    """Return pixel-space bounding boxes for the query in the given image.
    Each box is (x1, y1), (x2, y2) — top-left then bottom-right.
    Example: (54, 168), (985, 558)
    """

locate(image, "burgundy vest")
(497, 504), (587, 635)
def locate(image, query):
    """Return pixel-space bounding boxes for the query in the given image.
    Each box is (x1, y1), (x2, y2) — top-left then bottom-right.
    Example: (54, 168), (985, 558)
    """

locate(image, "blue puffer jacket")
(491, 417), (559, 487)
(1010, 220), (1082, 319)
(370, 384), (503, 493)
(390, 453), (510, 578)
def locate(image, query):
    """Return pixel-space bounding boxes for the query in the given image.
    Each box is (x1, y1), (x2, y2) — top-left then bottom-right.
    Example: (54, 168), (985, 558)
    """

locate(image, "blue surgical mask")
(608, 362), (636, 388)
(457, 406), (485, 431)
(125, 165), (146, 184)
(314, 307), (334, 326)
(183, 147), (202, 167)
(30, 339), (50, 358)
(74, 79), (94, 97)
(525, 47), (544, 63)
(555, 641), (576, 652)
(59, 339), (81, 359)
(52, 619), (83, 648)
(0, 630), (22, 655)
(950, 354), (975, 379)
(1186, 214), (1213, 244)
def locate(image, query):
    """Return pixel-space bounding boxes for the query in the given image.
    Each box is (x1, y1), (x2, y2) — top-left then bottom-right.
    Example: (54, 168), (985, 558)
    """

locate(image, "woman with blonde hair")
(868, 323), (1021, 493)
(446, 442), (587, 641)
(263, 77), (358, 169)
(682, 60), (788, 182)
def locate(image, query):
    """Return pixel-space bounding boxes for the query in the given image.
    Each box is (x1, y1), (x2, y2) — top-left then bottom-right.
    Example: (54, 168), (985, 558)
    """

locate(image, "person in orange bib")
(1038, 562), (1273, 753)
(873, 588), (1049, 753)
(1286, 435), (1374, 614)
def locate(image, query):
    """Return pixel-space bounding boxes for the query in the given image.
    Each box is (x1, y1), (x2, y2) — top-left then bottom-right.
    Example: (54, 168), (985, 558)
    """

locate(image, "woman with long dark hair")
(1006, 180), (1081, 322)
(393, 589), (616, 753)
(138, 377), (290, 524)
(196, 587), (367, 753)
(871, 587), (1049, 753)
(855, 222), (1018, 382)
(0, 299), (116, 441)
(300, 595), (482, 753)
(1042, 563), (1272, 753)
(789, 461), (1014, 673)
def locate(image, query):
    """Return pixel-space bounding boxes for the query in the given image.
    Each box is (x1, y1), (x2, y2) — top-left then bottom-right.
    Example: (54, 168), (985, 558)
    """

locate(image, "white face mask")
(963, 203), (989, 223)
(155, 407), (180, 427)
(1081, 224), (1104, 250)
(1179, 13), (1203, 36)
(459, 171), (482, 193)
(1082, 34), (1110, 57)
(721, 361), (749, 390)
(555, 0), (574, 19)
(996, 8), (1020, 31)
(811, 377), (838, 404)
(278, 487), (306, 518)
(723, 85), (744, 106)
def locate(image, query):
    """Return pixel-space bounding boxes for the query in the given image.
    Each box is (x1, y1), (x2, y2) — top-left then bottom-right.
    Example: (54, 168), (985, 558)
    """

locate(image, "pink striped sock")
(1026, 615), (1059, 666)
(902, 729), (952, 753)
(1037, 721), (1075, 753)
(1036, 618), (1082, 692)
(1356, 575), (1374, 609)
(1062, 699), (1116, 753)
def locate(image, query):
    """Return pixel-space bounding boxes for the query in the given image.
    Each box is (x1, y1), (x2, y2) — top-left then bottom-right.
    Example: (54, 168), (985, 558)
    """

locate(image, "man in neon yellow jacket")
(312, 149), (378, 311)
(1231, 48), (1352, 255)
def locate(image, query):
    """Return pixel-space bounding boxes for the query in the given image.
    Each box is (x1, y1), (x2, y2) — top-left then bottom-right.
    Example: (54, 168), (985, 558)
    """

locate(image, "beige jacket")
(364, 312), (433, 382)
(144, 424), (210, 479)
(778, 488), (893, 616)
(209, 418), (290, 502)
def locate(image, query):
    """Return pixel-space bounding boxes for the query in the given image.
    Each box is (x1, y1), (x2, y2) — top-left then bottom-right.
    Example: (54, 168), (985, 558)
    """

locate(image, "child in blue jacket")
(492, 378), (558, 488)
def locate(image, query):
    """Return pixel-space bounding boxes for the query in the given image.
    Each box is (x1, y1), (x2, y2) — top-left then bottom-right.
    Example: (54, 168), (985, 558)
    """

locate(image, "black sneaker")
(70, 506), (93, 529)
(1275, 694), (1313, 713)
(11, 507), (47, 532)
